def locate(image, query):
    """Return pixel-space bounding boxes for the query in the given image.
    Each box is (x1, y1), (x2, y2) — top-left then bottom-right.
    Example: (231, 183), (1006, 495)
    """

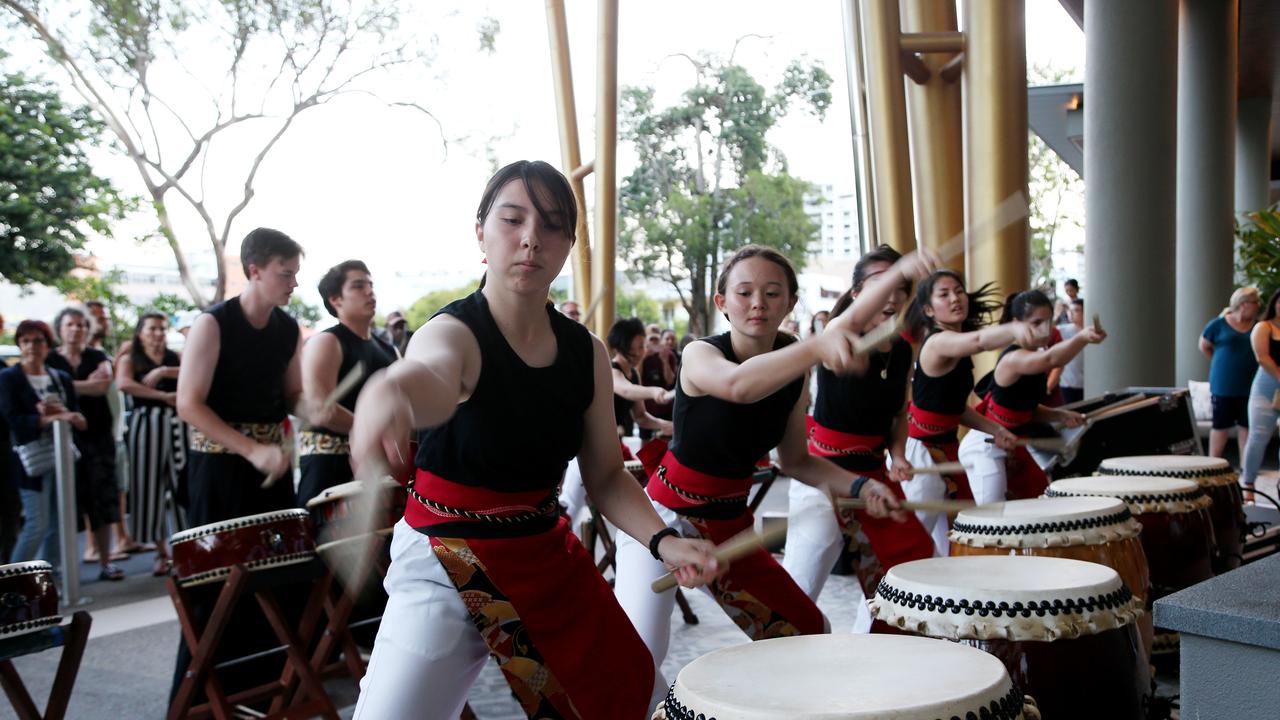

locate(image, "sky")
(10, 0), (1086, 317)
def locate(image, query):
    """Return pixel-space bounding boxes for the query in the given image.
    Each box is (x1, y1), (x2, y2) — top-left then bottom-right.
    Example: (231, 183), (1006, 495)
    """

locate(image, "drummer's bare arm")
(961, 406), (1017, 448)
(630, 398), (672, 436)
(282, 331), (305, 418)
(888, 405), (912, 482)
(995, 327), (1103, 384)
(838, 250), (940, 332)
(612, 365), (666, 403)
(300, 332), (353, 433)
(920, 323), (1032, 376)
(681, 330), (857, 405)
(579, 337), (720, 585)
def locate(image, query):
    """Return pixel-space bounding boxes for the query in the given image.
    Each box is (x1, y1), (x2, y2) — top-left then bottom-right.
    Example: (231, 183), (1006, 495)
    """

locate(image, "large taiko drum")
(171, 509), (316, 586)
(305, 477), (405, 540)
(0, 561), (60, 638)
(1097, 455), (1245, 573)
(654, 634), (1039, 720)
(870, 556), (1150, 719)
(1044, 476), (1215, 599)
(624, 459), (648, 486)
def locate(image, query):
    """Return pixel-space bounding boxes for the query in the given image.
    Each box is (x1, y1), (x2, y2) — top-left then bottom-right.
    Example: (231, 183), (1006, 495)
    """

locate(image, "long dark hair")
(1264, 288), (1280, 322)
(129, 312), (170, 368)
(905, 270), (1001, 336)
(1000, 289), (1053, 324)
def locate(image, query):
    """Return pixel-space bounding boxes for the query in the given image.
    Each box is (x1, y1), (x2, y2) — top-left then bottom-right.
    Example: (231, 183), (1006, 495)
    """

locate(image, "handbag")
(15, 435), (56, 477)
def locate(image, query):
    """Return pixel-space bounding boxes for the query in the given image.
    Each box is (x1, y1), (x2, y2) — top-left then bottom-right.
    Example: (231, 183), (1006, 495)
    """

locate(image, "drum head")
(666, 635), (1023, 720)
(171, 508), (312, 545)
(951, 497), (1140, 548)
(1098, 455), (1236, 485)
(870, 556), (1142, 642)
(1046, 476), (1210, 514)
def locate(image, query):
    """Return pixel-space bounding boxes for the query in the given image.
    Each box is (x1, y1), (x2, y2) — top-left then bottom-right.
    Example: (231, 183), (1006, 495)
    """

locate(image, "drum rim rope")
(0, 561), (54, 578)
(170, 508), (311, 545)
(175, 550), (318, 587)
(950, 506), (1140, 548)
(1045, 477), (1213, 514)
(659, 683), (1030, 720)
(0, 614), (63, 637)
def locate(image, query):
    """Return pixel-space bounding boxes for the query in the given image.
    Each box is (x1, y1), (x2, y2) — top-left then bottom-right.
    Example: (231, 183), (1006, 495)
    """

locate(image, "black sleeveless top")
(205, 297), (300, 424)
(612, 361), (639, 436)
(911, 331), (975, 417)
(989, 345), (1047, 413)
(814, 337), (912, 438)
(1271, 334), (1280, 364)
(129, 348), (181, 409)
(45, 348), (112, 440)
(415, 291), (595, 492)
(312, 323), (396, 436)
(670, 333), (804, 479)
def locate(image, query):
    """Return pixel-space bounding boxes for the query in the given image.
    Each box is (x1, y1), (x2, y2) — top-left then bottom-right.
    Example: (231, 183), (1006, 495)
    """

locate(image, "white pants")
(901, 438), (951, 557)
(781, 481), (872, 631)
(353, 520), (491, 720)
(958, 429), (1009, 505)
(559, 457), (589, 534)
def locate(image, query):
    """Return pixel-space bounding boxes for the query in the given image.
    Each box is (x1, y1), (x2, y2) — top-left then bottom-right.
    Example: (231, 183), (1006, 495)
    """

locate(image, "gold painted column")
(545, 0), (592, 308)
(901, 0), (965, 271)
(859, 0), (916, 254)
(961, 0), (1028, 297)
(593, 0), (619, 337)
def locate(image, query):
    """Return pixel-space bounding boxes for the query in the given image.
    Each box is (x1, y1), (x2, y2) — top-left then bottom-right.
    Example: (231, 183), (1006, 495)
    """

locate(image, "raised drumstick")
(853, 316), (905, 355)
(324, 361), (366, 410)
(1092, 313), (1104, 334)
(903, 462), (968, 476)
(837, 497), (974, 514)
(984, 436), (1068, 452)
(650, 522), (788, 594)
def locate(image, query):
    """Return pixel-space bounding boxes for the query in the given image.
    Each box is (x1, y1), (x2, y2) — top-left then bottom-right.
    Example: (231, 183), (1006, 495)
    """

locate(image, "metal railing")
(52, 420), (87, 607)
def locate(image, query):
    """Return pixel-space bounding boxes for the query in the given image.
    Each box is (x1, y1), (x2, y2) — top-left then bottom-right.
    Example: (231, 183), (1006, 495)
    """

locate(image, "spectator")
(1057, 299), (1087, 404)
(642, 330), (678, 429)
(781, 318), (801, 336)
(0, 320), (86, 567)
(46, 307), (126, 580)
(808, 311), (830, 338)
(1055, 279), (1080, 324)
(85, 300), (111, 352)
(385, 310), (411, 356)
(117, 312), (185, 576)
(559, 300), (582, 323)
(1239, 288), (1280, 496)
(1200, 287), (1261, 458)
(660, 329), (679, 356)
(608, 318), (674, 444)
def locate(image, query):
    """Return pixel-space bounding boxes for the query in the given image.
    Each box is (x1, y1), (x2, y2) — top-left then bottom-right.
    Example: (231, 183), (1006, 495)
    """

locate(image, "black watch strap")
(649, 527), (680, 561)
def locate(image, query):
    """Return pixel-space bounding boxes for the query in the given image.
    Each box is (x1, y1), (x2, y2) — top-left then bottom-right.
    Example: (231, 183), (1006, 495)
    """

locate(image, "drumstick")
(904, 462), (968, 476)
(837, 497), (974, 514)
(935, 191), (1029, 264)
(324, 361), (366, 410)
(852, 316), (904, 355)
(1092, 313), (1104, 334)
(581, 287), (606, 325)
(983, 436), (1068, 451)
(319, 458), (396, 590)
(650, 522), (788, 594)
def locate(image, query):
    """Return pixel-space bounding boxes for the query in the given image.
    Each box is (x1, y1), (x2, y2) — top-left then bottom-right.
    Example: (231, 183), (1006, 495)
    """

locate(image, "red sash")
(907, 403), (962, 440)
(973, 394), (1035, 429)
(1005, 446), (1050, 500)
(645, 451), (752, 513)
(404, 469), (558, 536)
(807, 420), (887, 459)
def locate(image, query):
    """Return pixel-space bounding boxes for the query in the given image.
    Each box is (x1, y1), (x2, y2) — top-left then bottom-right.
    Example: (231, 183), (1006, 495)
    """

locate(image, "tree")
(0, 65), (128, 286)
(619, 48), (831, 336)
(286, 295), (322, 328)
(1235, 204), (1280, 298)
(616, 288), (662, 327)
(1, 1), (479, 307)
(403, 281), (480, 330)
(1027, 64), (1084, 293)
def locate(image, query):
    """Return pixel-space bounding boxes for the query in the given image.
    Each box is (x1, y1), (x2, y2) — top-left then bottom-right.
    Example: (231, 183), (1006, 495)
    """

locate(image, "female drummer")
(783, 245), (937, 611)
(613, 244), (910, 699)
(958, 290), (1103, 504)
(901, 270), (1030, 552)
(348, 161), (719, 720)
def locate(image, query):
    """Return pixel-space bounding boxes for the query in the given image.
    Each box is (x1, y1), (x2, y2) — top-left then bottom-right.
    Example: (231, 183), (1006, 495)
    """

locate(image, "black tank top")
(312, 323), (397, 435)
(911, 331), (975, 416)
(669, 333), (804, 479)
(45, 348), (112, 440)
(129, 348), (180, 409)
(814, 337), (912, 438)
(1271, 333), (1280, 364)
(612, 361), (639, 436)
(415, 291), (594, 492)
(990, 345), (1047, 413)
(205, 297), (300, 424)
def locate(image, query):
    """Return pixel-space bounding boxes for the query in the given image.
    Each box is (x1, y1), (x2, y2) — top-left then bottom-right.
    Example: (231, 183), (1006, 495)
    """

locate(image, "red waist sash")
(404, 469), (560, 538)
(646, 451), (751, 517)
(808, 420), (887, 459)
(973, 394), (1035, 430)
(907, 403), (962, 441)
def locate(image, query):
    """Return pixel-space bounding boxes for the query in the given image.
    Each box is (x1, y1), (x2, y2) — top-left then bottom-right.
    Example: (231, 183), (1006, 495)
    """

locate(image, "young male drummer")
(297, 260), (397, 508)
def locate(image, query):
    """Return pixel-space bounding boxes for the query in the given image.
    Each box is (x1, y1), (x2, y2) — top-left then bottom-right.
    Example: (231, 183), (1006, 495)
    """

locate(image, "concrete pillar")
(1175, 0), (1237, 387)
(1084, 0), (1179, 396)
(1236, 96), (1274, 217)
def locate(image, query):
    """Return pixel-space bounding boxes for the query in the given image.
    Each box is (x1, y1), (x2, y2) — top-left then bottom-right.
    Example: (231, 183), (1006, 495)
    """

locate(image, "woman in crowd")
(0, 320), (86, 567)
(46, 307), (126, 581)
(1200, 287), (1261, 458)
(1240, 288), (1280, 498)
(116, 312), (185, 576)
(613, 244), (910, 710)
(348, 160), (719, 719)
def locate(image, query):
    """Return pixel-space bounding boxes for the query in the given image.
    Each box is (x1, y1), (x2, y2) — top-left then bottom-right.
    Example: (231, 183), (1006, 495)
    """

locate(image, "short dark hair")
(716, 245), (799, 297)
(318, 260), (371, 318)
(1064, 278), (1079, 289)
(1000, 289), (1053, 323)
(14, 319), (54, 346)
(1071, 298), (1084, 308)
(240, 228), (304, 277)
(85, 300), (105, 311)
(607, 317), (646, 358)
(476, 160), (577, 241)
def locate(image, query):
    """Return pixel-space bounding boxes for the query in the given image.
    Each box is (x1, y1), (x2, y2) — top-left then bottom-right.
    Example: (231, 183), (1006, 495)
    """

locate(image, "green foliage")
(619, 54), (830, 335)
(404, 281), (481, 331)
(1027, 64), (1084, 293)
(616, 289), (662, 326)
(286, 295), (323, 328)
(1236, 204), (1280, 298)
(53, 269), (135, 350)
(0, 69), (129, 287)
(145, 292), (198, 318)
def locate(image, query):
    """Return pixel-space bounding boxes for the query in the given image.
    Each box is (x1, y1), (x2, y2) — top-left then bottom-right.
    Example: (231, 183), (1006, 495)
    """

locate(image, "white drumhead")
(1046, 476), (1210, 514)
(1098, 455), (1236, 485)
(0, 561), (54, 578)
(667, 635), (1022, 720)
(950, 497), (1140, 548)
(171, 508), (311, 544)
(305, 477), (399, 508)
(870, 556), (1142, 642)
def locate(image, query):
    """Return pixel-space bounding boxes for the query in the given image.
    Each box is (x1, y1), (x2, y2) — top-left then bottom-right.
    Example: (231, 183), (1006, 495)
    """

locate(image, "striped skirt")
(126, 405), (188, 544)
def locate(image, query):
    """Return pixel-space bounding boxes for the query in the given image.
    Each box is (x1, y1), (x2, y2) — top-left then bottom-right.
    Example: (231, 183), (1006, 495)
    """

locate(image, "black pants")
(296, 453), (353, 510)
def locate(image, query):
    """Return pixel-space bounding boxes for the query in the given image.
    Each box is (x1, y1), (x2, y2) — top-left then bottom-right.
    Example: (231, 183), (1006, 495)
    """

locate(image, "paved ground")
(3, 470), (1277, 719)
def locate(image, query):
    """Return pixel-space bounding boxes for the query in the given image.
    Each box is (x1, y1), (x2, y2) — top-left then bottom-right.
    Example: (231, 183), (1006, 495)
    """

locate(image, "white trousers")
(353, 520), (490, 720)
(901, 438), (951, 557)
(957, 429), (1009, 505)
(559, 457), (589, 533)
(782, 480), (872, 632)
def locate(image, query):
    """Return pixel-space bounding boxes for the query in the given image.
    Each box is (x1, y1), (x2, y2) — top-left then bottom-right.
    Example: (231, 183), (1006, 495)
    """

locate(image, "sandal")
(98, 564), (126, 582)
(153, 556), (172, 577)
(117, 541), (156, 554)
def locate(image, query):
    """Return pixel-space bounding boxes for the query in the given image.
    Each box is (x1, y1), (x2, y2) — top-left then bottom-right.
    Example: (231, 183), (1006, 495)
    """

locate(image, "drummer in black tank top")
(614, 245), (911, 696)
(297, 260), (397, 508)
(608, 317), (673, 442)
(346, 161), (719, 719)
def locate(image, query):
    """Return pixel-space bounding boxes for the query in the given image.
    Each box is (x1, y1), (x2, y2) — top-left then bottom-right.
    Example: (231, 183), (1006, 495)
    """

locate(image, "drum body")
(623, 460), (648, 486)
(171, 509), (316, 586)
(1098, 455), (1244, 573)
(870, 555), (1150, 720)
(305, 477), (405, 540)
(656, 634), (1033, 720)
(0, 561), (60, 638)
